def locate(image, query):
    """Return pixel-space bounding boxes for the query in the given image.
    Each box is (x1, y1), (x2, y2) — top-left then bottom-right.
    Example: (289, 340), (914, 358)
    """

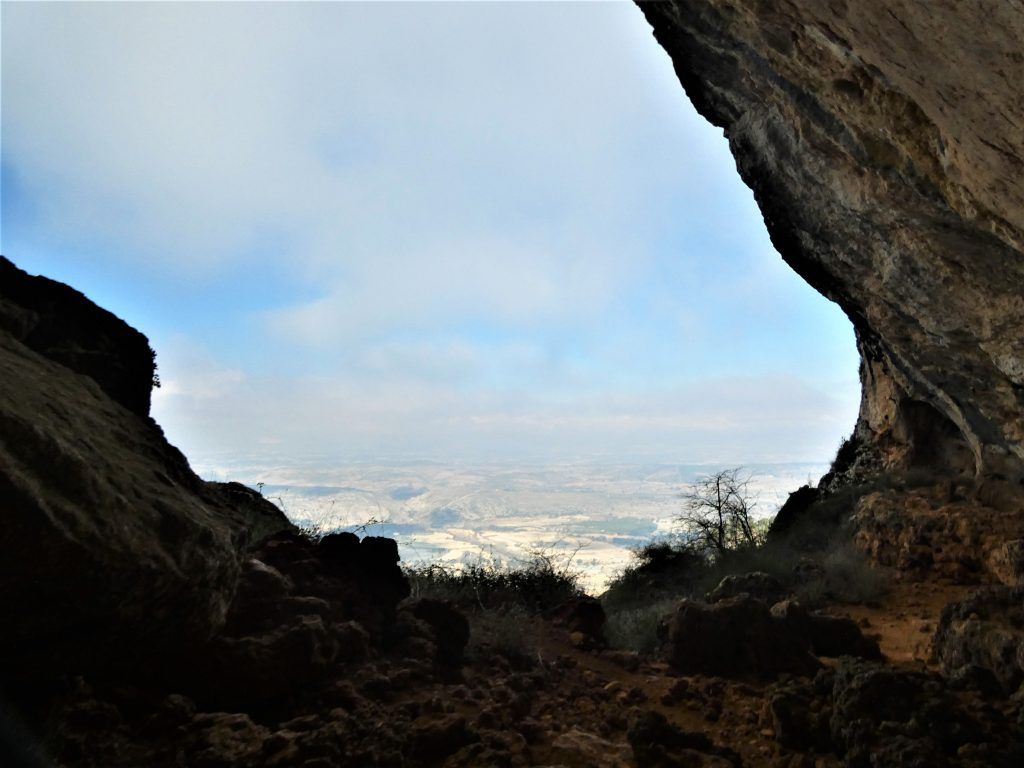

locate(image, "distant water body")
(198, 460), (829, 592)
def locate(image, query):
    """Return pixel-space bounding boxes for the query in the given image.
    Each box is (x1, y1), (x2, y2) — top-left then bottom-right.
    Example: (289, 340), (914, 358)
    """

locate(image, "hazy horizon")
(192, 456), (832, 592)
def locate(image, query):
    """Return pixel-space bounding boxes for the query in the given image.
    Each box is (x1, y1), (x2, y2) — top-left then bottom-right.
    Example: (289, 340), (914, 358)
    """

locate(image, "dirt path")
(521, 577), (979, 766)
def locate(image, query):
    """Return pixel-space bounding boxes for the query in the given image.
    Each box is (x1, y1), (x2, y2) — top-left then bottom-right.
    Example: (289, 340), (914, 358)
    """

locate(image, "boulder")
(988, 540), (1024, 587)
(552, 595), (607, 648)
(933, 586), (1024, 694)
(408, 714), (477, 762)
(829, 659), (988, 768)
(550, 728), (634, 768)
(769, 659), (1022, 767)
(186, 529), (411, 705)
(664, 597), (821, 678)
(402, 598), (470, 669)
(771, 599), (882, 660)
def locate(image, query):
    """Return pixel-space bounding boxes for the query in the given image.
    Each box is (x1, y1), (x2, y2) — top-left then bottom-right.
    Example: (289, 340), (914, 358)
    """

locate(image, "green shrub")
(602, 541), (704, 612)
(465, 605), (539, 668)
(404, 551), (584, 614)
(604, 523), (890, 634)
(604, 599), (677, 655)
(795, 543), (889, 607)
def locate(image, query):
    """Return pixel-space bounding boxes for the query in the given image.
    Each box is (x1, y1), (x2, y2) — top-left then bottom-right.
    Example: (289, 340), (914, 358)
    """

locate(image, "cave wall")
(0, 257), (293, 679)
(636, 0), (1024, 483)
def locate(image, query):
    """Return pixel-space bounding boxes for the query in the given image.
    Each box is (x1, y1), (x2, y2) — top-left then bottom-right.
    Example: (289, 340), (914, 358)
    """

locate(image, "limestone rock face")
(0, 257), (293, 679)
(636, 1), (1024, 482)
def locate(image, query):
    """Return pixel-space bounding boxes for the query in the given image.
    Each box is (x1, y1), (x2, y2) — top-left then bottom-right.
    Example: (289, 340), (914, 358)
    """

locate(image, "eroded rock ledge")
(636, 0), (1024, 484)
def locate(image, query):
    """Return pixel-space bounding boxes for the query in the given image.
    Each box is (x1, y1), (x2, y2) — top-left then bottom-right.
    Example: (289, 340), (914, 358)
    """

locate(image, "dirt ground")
(514, 576), (979, 767)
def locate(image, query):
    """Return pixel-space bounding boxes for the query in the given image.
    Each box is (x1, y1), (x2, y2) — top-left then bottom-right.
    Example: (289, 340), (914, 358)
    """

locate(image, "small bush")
(405, 551), (584, 614)
(295, 521), (327, 543)
(465, 605), (539, 668)
(795, 543), (889, 607)
(602, 541), (704, 612)
(604, 599), (677, 655)
(604, 526), (891, 643)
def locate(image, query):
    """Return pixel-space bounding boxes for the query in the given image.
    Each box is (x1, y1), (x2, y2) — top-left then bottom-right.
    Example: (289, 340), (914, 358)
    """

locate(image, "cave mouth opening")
(1, 1), (864, 589)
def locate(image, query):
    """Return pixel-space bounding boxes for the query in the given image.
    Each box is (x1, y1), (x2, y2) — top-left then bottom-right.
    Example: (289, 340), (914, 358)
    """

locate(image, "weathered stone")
(770, 659), (1023, 767)
(0, 255), (156, 417)
(989, 540), (1024, 587)
(408, 714), (477, 761)
(636, 2), (1024, 485)
(550, 728), (634, 768)
(186, 712), (269, 768)
(768, 674), (833, 752)
(828, 659), (988, 767)
(209, 615), (341, 701)
(665, 597), (821, 678)
(933, 586), (1024, 694)
(853, 487), (1024, 582)
(402, 597), (470, 668)
(771, 599), (882, 660)
(553, 595), (607, 647)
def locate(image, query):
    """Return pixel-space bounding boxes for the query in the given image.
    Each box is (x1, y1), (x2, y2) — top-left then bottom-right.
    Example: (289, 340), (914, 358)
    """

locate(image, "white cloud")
(152, 335), (859, 466)
(5, 2), (862, 467)
(3, 1), (719, 329)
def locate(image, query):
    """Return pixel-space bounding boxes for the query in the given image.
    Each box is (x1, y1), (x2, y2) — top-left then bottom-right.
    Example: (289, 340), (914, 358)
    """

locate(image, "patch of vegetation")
(406, 551), (585, 669)
(602, 541), (705, 613)
(677, 468), (767, 558)
(405, 550), (584, 614)
(464, 605), (540, 669)
(603, 598), (677, 655)
(795, 543), (890, 608)
(602, 468), (892, 653)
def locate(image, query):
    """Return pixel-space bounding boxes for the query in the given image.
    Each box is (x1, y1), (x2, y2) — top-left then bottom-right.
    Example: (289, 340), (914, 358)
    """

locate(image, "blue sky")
(1, 1), (860, 467)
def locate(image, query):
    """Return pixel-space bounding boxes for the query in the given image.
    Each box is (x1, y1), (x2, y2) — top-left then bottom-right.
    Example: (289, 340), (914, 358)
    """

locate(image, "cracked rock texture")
(637, 1), (1024, 483)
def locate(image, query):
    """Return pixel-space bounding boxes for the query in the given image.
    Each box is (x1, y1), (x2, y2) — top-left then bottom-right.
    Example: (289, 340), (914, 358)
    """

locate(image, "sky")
(1, 0), (861, 469)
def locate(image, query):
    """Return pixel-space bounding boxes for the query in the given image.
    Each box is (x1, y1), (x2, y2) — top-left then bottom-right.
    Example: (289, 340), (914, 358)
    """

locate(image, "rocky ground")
(5, 517), (1023, 768)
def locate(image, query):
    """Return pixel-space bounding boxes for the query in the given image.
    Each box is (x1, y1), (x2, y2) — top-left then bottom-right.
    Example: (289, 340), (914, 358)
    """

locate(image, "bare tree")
(677, 468), (764, 559)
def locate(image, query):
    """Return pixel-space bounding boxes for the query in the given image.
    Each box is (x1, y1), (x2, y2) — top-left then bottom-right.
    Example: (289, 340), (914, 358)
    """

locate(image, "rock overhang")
(635, 0), (1024, 484)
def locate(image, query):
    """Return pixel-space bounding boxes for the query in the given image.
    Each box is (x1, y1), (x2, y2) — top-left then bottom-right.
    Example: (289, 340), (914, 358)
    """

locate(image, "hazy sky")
(2, 1), (860, 467)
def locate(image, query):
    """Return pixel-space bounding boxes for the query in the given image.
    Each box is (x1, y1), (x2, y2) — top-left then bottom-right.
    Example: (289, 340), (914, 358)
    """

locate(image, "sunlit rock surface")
(637, 1), (1024, 484)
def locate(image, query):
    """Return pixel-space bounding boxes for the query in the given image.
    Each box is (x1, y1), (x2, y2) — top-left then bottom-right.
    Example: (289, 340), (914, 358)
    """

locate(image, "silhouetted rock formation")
(0, 256), (155, 417)
(665, 597), (823, 678)
(664, 593), (880, 679)
(0, 257), (293, 683)
(636, 2), (1024, 486)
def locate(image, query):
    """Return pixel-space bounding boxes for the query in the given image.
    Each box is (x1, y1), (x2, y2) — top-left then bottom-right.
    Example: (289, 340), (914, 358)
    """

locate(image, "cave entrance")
(2, 1), (863, 591)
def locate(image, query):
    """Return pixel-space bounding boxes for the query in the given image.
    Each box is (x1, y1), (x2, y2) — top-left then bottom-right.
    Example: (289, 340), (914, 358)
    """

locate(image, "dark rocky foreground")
(4, 0), (1024, 765)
